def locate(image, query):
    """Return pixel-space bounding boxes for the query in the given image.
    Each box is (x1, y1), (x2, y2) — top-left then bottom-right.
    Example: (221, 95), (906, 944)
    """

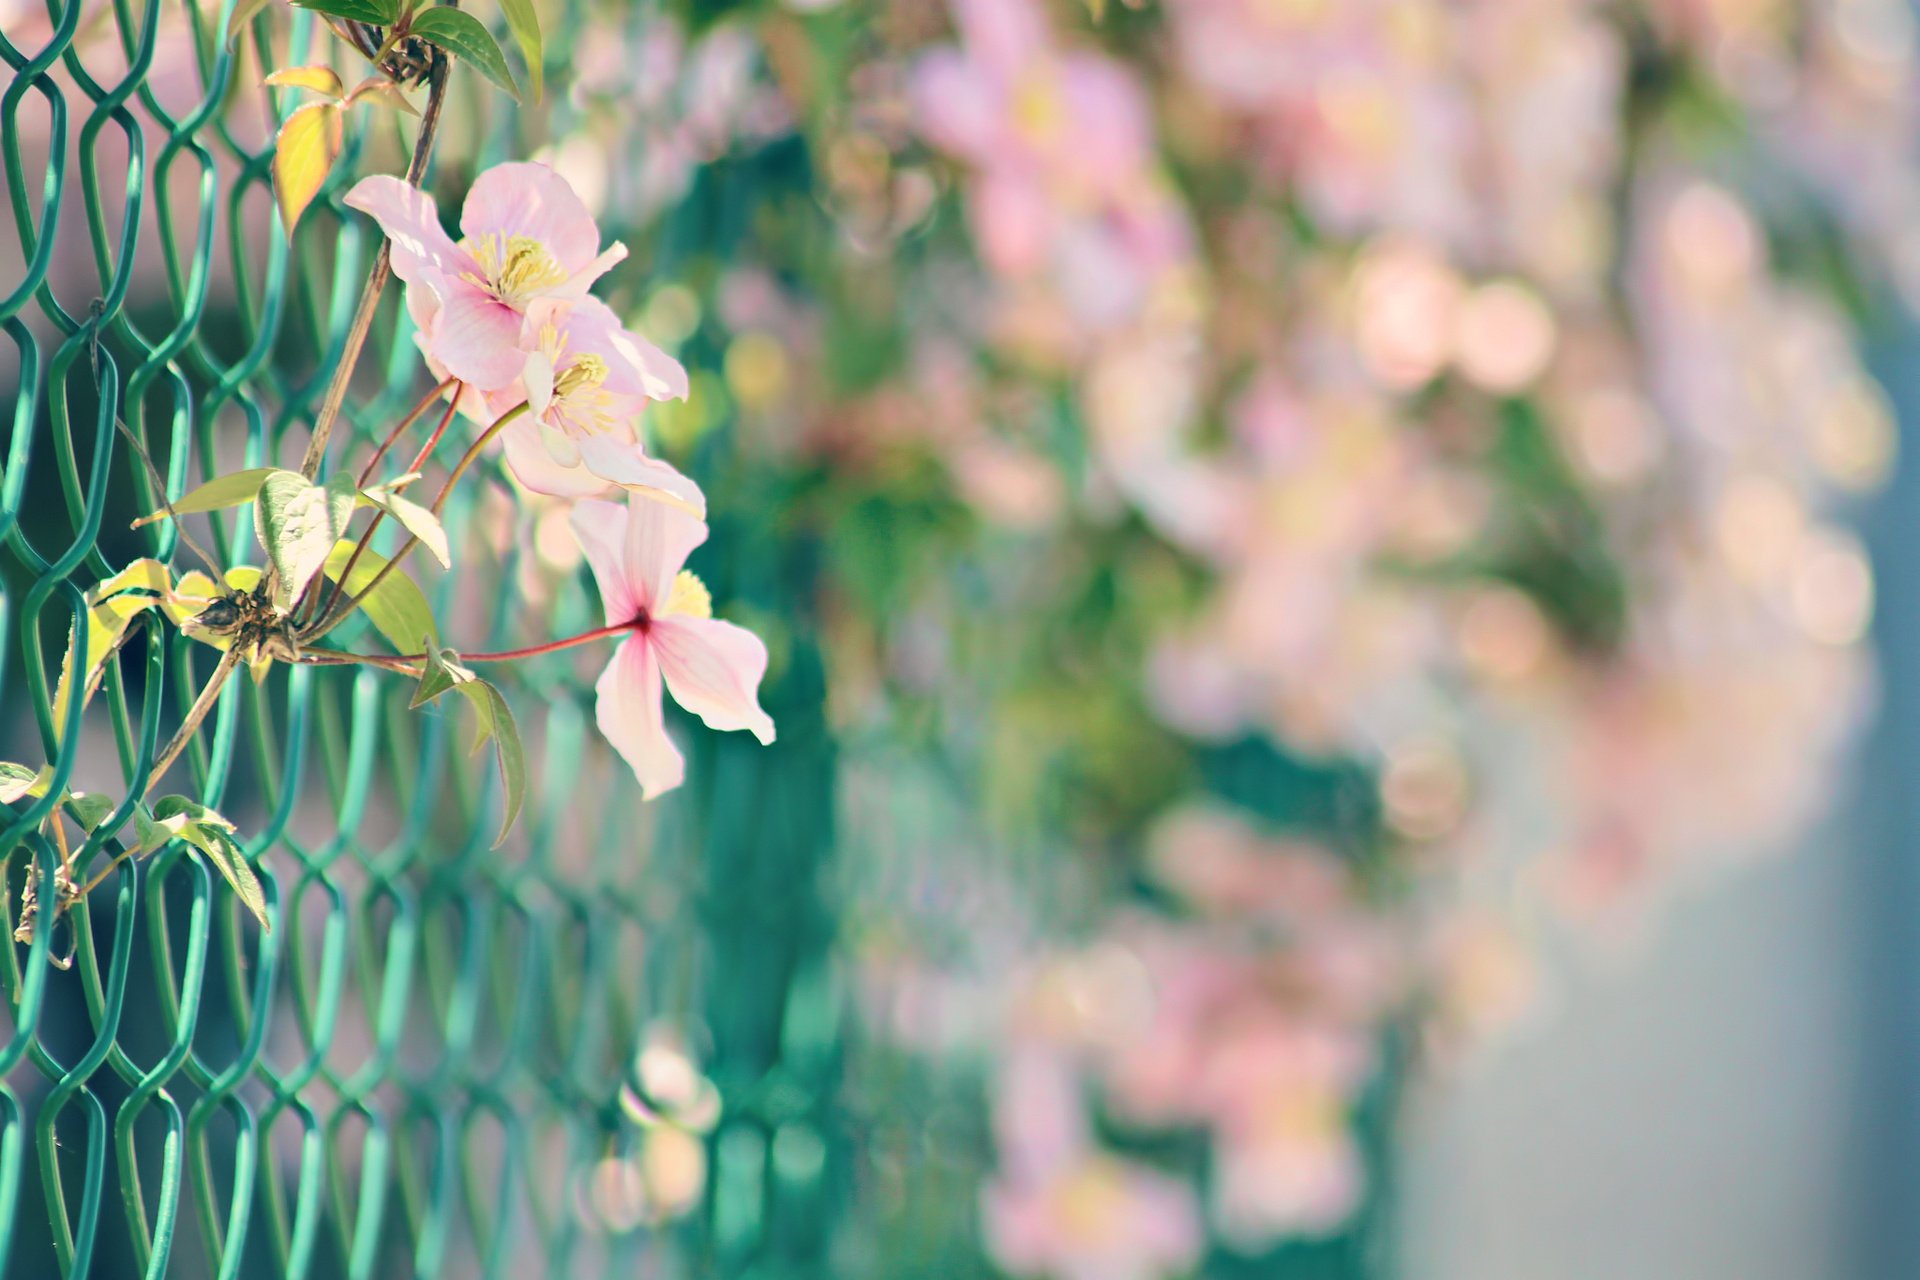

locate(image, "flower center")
(662, 571), (712, 620)
(1049, 1159), (1129, 1244)
(463, 233), (569, 307)
(555, 352), (609, 399)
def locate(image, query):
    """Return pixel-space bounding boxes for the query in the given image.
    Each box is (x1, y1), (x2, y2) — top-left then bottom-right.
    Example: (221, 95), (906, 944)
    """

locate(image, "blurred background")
(4, 0), (1919, 1276)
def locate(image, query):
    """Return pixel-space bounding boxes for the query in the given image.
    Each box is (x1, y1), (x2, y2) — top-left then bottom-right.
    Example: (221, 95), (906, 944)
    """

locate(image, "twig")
(295, 51), (450, 483)
(144, 649), (243, 797)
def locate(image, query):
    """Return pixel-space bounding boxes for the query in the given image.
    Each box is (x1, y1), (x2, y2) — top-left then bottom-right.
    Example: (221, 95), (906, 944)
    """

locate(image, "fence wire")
(0, 0), (842, 1276)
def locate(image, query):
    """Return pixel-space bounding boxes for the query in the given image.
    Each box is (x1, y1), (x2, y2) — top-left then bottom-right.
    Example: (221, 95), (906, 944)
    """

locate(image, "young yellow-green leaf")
(49, 563), (177, 743)
(272, 101), (344, 238)
(321, 541), (440, 653)
(289, 0), (399, 25)
(0, 763), (53, 806)
(344, 76), (421, 116)
(131, 467), (278, 528)
(225, 0), (273, 47)
(152, 797), (270, 930)
(409, 7), (519, 100)
(265, 65), (347, 99)
(494, 0), (542, 101)
(256, 470), (356, 605)
(357, 485), (450, 568)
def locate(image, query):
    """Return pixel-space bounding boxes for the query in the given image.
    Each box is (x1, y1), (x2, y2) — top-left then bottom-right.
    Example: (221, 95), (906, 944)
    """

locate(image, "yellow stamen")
(462, 233), (569, 306)
(663, 571), (712, 620)
(555, 353), (609, 398)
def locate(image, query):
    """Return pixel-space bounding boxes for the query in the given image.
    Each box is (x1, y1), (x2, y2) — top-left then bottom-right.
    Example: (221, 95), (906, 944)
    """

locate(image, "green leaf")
(65, 792), (119, 833)
(152, 797), (270, 930)
(409, 648), (525, 846)
(410, 640), (474, 708)
(225, 0), (273, 47)
(494, 0), (542, 101)
(409, 7), (519, 100)
(256, 470), (357, 605)
(0, 763), (52, 806)
(462, 678), (525, 847)
(129, 805), (177, 857)
(272, 101), (344, 238)
(321, 541), (439, 653)
(131, 467), (277, 528)
(289, 0), (399, 25)
(358, 485), (451, 568)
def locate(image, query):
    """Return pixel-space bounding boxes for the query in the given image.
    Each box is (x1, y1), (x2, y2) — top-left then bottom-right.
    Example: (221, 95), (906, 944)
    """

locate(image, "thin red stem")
(302, 403), (528, 643)
(356, 377), (458, 489)
(404, 390), (462, 474)
(309, 391), (465, 628)
(298, 619), (641, 674)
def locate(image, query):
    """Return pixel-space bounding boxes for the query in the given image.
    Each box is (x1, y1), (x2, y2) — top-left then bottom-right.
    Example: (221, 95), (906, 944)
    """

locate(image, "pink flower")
(345, 162), (627, 390)
(570, 494), (776, 799)
(983, 1046), (1203, 1280)
(455, 297), (702, 513)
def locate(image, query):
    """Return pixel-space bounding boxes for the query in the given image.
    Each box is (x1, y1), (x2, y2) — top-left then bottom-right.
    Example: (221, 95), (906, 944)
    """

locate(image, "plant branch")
(143, 648), (243, 798)
(298, 620), (641, 674)
(302, 403), (528, 643)
(355, 376), (457, 488)
(295, 51), (450, 483)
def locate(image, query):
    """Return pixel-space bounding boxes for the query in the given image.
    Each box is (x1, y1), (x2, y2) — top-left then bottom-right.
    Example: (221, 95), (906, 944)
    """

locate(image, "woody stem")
(296, 52), (449, 482)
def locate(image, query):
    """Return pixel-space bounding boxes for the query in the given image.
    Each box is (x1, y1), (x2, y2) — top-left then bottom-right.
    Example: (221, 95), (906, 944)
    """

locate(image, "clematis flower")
(458, 297), (703, 514)
(981, 1046), (1202, 1280)
(345, 161), (627, 390)
(571, 494), (775, 799)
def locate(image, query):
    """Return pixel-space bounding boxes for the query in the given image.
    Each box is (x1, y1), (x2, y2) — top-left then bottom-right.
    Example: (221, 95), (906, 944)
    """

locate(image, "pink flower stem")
(301, 403), (529, 644)
(298, 620), (643, 676)
(404, 389), (463, 473)
(305, 389), (463, 627)
(354, 377), (458, 488)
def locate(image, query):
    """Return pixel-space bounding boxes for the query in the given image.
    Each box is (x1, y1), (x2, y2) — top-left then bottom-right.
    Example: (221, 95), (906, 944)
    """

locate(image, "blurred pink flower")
(346, 162), (627, 390)
(570, 496), (776, 799)
(983, 1047), (1203, 1280)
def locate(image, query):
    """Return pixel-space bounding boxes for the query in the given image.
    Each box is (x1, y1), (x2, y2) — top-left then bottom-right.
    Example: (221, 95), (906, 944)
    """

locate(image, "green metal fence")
(0, 0), (842, 1275)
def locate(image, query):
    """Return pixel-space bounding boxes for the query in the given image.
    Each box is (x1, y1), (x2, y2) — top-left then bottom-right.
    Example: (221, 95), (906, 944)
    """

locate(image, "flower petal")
(607, 322), (689, 402)
(431, 281), (531, 390)
(523, 347), (556, 418)
(345, 176), (475, 291)
(570, 497), (640, 624)
(652, 616), (776, 745)
(503, 419), (608, 498)
(620, 490), (707, 614)
(460, 161), (607, 277)
(576, 435), (706, 518)
(595, 636), (684, 800)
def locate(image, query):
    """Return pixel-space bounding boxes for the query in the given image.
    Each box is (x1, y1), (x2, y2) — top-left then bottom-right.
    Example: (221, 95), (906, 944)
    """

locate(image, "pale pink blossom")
(982, 1047), (1202, 1280)
(570, 495), (776, 799)
(346, 162), (627, 390)
(448, 298), (701, 512)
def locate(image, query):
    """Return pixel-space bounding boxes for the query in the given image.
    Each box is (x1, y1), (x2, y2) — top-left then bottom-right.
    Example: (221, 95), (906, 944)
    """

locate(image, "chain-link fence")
(1, 1), (843, 1275)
